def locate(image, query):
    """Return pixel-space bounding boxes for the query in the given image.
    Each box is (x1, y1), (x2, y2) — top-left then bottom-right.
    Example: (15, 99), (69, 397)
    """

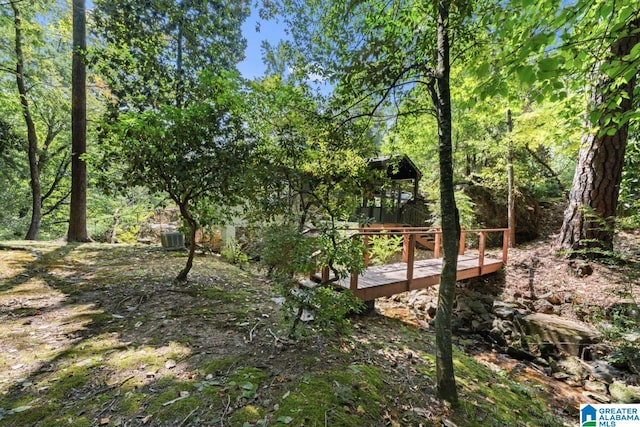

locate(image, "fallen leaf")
(99, 417), (110, 425)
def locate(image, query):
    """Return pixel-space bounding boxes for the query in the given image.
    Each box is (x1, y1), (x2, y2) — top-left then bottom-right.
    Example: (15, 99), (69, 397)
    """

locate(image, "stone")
(533, 299), (554, 314)
(468, 300), (488, 315)
(552, 357), (589, 381)
(584, 380), (608, 394)
(489, 327), (507, 346)
(588, 360), (625, 383)
(514, 313), (601, 357)
(426, 304), (437, 318)
(609, 381), (640, 403)
(582, 391), (611, 403)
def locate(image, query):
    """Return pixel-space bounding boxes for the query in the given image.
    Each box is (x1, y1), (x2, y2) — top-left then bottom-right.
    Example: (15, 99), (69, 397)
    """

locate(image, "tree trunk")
(176, 201), (197, 281)
(506, 109), (515, 248)
(67, 0), (90, 242)
(11, 2), (41, 240)
(432, 0), (459, 404)
(557, 19), (639, 253)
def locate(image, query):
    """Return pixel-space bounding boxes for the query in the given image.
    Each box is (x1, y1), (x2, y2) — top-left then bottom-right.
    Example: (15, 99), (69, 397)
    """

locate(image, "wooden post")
(458, 228), (466, 255)
(406, 233), (416, 282)
(350, 271), (358, 292)
(322, 266), (330, 283)
(434, 232), (441, 258)
(478, 231), (486, 270)
(502, 229), (509, 264)
(402, 233), (409, 263)
(363, 234), (370, 267)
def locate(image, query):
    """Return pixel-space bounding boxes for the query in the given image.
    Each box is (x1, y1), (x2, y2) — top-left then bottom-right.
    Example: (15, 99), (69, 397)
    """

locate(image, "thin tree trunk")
(68, 0), (90, 242)
(557, 19), (639, 253)
(506, 109), (515, 248)
(433, 0), (458, 403)
(176, 202), (197, 281)
(11, 2), (41, 240)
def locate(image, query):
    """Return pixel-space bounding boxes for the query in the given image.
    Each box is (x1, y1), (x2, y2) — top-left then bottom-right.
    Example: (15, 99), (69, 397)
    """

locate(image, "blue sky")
(238, 8), (289, 79)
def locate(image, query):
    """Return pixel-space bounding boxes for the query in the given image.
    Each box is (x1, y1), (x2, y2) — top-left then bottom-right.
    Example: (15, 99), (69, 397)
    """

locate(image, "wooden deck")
(312, 227), (509, 301)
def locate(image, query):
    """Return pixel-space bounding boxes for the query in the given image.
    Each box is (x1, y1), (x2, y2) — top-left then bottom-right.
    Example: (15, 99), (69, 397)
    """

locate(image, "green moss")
(118, 391), (147, 414)
(273, 365), (385, 427)
(201, 357), (237, 375)
(230, 404), (265, 424)
(448, 353), (555, 426)
(41, 415), (91, 427)
(1, 403), (59, 426)
(47, 366), (91, 399)
(147, 390), (201, 422)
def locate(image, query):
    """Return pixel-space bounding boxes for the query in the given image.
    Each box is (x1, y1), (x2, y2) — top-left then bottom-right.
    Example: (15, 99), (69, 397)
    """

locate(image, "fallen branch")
(249, 320), (261, 343)
(162, 394), (189, 407)
(267, 328), (291, 345)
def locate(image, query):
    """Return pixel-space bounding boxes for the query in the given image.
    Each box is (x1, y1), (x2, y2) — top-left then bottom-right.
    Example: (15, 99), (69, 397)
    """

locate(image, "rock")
(533, 299), (554, 314)
(489, 328), (507, 346)
(426, 304), (437, 318)
(584, 380), (608, 394)
(568, 260), (593, 277)
(609, 381), (640, 403)
(467, 300), (488, 315)
(588, 360), (626, 383)
(493, 306), (517, 319)
(582, 391), (611, 403)
(514, 313), (601, 357)
(552, 357), (589, 382)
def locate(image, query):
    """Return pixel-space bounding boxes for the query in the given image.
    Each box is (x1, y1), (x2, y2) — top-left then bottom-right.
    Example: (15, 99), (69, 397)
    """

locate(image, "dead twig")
(162, 394), (189, 407)
(92, 375), (135, 397)
(249, 320), (261, 342)
(220, 395), (231, 427)
(178, 406), (199, 427)
(267, 328), (291, 345)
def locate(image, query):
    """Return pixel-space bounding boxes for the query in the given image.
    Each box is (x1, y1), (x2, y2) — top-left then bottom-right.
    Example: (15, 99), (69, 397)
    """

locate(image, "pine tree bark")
(67, 0), (90, 242)
(557, 19), (639, 253)
(432, 0), (459, 403)
(11, 2), (41, 240)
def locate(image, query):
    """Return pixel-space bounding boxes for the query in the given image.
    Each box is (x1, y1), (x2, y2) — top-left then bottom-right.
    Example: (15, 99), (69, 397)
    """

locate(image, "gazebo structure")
(355, 155), (430, 227)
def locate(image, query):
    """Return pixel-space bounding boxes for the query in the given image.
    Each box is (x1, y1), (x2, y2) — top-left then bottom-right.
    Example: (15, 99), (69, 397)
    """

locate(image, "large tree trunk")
(67, 0), (90, 242)
(506, 109), (516, 248)
(432, 0), (459, 403)
(11, 2), (41, 240)
(557, 19), (639, 253)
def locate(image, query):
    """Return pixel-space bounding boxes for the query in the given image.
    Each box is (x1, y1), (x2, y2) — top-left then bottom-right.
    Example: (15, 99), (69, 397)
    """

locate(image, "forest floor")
(0, 205), (638, 426)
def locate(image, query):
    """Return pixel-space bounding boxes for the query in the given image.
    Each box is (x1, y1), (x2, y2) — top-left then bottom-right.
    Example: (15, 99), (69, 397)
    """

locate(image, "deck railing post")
(502, 229), (509, 264)
(478, 231), (486, 271)
(406, 233), (416, 283)
(459, 228), (466, 255)
(402, 233), (409, 263)
(350, 271), (358, 292)
(322, 266), (330, 283)
(363, 234), (370, 267)
(434, 232), (441, 258)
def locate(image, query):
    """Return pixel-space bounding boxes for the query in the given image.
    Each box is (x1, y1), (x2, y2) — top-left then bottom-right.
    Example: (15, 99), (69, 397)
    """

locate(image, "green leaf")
(476, 62), (490, 77)
(516, 65), (536, 85)
(277, 416), (294, 424)
(538, 57), (560, 72)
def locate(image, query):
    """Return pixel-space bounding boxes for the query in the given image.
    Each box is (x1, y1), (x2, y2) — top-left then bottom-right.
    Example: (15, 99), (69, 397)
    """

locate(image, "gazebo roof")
(368, 155), (422, 181)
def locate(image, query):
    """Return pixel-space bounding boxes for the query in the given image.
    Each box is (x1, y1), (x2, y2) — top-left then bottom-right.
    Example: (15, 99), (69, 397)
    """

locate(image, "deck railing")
(348, 227), (509, 292)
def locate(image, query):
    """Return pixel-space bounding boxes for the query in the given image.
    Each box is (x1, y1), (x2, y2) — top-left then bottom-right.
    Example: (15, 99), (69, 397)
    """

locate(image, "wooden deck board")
(333, 253), (504, 300)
